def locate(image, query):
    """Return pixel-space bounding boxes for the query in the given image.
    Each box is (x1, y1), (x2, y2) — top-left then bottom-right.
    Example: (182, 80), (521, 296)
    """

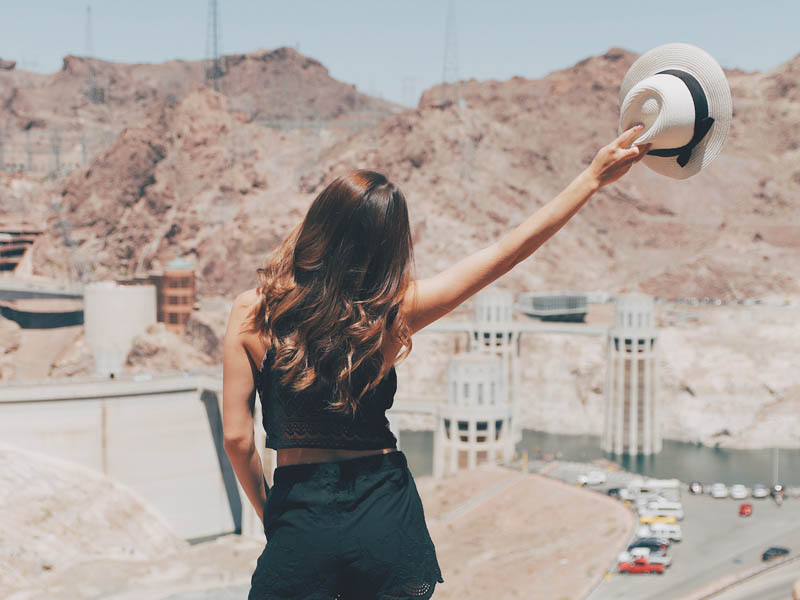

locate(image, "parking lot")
(519, 459), (800, 600)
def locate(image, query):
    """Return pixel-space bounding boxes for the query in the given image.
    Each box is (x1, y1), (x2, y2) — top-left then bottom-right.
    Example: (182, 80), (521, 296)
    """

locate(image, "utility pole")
(205, 0), (225, 91)
(85, 4), (105, 103)
(51, 129), (61, 177)
(24, 129), (31, 172)
(442, 0), (462, 108)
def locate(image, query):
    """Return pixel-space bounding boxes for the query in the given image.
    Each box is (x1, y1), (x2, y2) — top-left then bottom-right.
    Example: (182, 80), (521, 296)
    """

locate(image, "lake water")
(398, 429), (800, 486)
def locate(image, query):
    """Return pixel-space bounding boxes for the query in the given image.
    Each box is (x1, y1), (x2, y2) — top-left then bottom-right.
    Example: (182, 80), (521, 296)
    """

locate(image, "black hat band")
(646, 69), (715, 168)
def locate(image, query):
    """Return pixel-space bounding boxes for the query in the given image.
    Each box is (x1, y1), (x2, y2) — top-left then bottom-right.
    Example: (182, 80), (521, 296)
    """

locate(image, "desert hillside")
(1, 46), (799, 448)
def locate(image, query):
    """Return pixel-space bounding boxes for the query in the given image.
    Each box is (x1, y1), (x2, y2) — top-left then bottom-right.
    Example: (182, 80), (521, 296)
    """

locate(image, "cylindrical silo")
(83, 281), (157, 377)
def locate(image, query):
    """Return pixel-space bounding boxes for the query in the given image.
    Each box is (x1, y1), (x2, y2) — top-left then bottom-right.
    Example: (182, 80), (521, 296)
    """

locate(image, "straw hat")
(619, 43), (732, 179)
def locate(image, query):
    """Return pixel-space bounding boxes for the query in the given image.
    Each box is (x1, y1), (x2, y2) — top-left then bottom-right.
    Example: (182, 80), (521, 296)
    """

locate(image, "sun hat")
(619, 43), (732, 179)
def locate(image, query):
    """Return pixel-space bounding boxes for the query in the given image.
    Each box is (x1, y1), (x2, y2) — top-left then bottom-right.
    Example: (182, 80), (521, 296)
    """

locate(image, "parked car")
(739, 503), (753, 517)
(636, 524), (653, 538)
(730, 484), (749, 500)
(618, 547), (672, 568)
(640, 514), (678, 525)
(710, 483), (729, 499)
(608, 487), (633, 500)
(762, 546), (790, 562)
(629, 546), (672, 567)
(642, 500), (684, 521)
(688, 481), (703, 495)
(648, 522), (683, 542)
(577, 470), (607, 486)
(634, 494), (670, 511)
(618, 555), (664, 574)
(628, 537), (670, 553)
(751, 484), (770, 499)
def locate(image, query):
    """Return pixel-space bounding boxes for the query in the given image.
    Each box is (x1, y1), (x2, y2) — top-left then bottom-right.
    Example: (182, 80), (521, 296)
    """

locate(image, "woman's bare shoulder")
(236, 286), (262, 306)
(228, 287), (263, 331)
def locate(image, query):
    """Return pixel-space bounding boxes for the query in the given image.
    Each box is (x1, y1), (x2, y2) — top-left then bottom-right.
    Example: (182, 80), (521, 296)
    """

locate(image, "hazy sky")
(1, 0), (798, 106)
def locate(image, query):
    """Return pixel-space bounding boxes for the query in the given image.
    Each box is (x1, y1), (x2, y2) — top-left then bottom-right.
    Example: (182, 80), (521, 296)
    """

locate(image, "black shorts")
(248, 449), (444, 600)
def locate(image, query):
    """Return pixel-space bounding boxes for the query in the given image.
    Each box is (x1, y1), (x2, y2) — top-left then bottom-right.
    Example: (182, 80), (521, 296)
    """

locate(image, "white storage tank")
(84, 281), (157, 377)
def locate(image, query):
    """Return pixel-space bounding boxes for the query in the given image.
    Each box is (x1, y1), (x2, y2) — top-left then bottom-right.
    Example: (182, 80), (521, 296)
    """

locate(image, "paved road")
(514, 458), (800, 599)
(711, 557), (800, 600)
(553, 469), (800, 600)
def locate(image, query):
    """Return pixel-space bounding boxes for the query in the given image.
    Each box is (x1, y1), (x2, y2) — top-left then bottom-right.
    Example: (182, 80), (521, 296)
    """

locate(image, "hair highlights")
(244, 170), (414, 417)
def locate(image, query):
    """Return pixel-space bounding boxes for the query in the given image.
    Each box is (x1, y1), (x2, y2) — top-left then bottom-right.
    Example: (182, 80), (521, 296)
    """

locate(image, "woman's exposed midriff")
(276, 447), (398, 467)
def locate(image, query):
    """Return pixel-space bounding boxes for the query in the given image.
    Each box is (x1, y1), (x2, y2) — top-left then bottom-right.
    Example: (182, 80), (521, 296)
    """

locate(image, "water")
(398, 429), (800, 486)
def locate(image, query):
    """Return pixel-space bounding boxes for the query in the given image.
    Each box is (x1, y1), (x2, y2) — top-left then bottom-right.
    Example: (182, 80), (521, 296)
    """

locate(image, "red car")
(618, 556), (665, 574)
(739, 503), (753, 517)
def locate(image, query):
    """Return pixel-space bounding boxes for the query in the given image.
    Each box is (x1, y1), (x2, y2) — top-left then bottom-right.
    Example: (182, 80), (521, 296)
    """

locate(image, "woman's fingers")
(615, 124), (645, 149)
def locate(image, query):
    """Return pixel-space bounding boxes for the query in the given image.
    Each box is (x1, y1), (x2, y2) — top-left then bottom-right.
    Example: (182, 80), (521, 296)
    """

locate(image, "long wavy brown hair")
(243, 170), (415, 418)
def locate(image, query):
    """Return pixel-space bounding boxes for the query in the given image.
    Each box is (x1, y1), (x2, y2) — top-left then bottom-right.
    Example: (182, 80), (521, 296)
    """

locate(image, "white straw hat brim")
(619, 43), (732, 179)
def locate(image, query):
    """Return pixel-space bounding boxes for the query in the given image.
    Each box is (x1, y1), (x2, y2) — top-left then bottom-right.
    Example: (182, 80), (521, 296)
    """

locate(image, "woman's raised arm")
(401, 125), (650, 335)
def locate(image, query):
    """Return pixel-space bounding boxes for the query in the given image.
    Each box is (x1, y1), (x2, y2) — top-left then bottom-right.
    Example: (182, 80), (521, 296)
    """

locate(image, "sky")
(0, 0), (798, 106)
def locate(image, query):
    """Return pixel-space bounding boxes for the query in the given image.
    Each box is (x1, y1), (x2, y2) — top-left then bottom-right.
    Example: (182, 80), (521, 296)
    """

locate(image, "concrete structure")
(602, 293), (662, 455)
(0, 219), (43, 275)
(0, 370), (275, 540)
(156, 254), (197, 335)
(422, 290), (662, 459)
(517, 291), (588, 322)
(83, 281), (157, 377)
(469, 287), (522, 446)
(0, 297), (83, 328)
(433, 352), (513, 478)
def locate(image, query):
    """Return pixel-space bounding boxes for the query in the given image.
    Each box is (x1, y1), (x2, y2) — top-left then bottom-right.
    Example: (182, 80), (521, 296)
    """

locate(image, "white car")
(643, 500), (684, 521)
(751, 484), (770, 499)
(619, 547), (672, 567)
(577, 470), (607, 486)
(637, 524), (654, 538)
(730, 484), (749, 500)
(634, 493), (669, 508)
(710, 483), (729, 499)
(649, 523), (683, 542)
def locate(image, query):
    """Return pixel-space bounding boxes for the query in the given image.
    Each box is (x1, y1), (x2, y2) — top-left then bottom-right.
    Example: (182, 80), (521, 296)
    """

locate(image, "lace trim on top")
(256, 348), (399, 450)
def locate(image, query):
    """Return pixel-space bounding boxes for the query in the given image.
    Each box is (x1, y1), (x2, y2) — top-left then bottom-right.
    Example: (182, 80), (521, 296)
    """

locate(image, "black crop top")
(251, 347), (399, 450)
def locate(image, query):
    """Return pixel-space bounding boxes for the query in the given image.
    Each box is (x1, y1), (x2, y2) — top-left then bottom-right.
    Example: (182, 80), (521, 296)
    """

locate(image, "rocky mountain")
(0, 47), (398, 132)
(2, 45), (799, 448)
(0, 47), (399, 178)
(14, 46), (800, 300)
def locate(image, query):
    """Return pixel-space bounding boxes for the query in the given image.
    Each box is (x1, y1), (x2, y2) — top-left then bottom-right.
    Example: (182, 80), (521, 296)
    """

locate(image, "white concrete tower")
(433, 352), (514, 478)
(602, 293), (662, 455)
(469, 287), (521, 447)
(84, 281), (157, 377)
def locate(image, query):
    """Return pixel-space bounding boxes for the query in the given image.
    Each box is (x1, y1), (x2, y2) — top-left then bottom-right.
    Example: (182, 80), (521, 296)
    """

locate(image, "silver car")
(730, 484), (749, 500)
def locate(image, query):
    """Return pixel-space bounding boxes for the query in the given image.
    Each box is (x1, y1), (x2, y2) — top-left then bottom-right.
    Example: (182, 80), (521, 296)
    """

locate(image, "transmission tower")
(84, 4), (106, 103)
(205, 0), (226, 90)
(442, 0), (463, 107)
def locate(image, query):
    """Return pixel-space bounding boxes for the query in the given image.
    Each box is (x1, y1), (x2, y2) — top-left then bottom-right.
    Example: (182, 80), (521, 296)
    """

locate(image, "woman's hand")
(584, 124), (652, 189)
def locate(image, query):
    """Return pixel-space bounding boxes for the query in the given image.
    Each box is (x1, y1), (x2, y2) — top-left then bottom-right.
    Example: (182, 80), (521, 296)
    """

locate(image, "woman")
(223, 124), (649, 598)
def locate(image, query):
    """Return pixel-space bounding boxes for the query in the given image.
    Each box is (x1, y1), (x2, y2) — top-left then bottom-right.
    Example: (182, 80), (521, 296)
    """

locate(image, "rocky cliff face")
(2, 46), (798, 448)
(0, 47), (398, 133)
